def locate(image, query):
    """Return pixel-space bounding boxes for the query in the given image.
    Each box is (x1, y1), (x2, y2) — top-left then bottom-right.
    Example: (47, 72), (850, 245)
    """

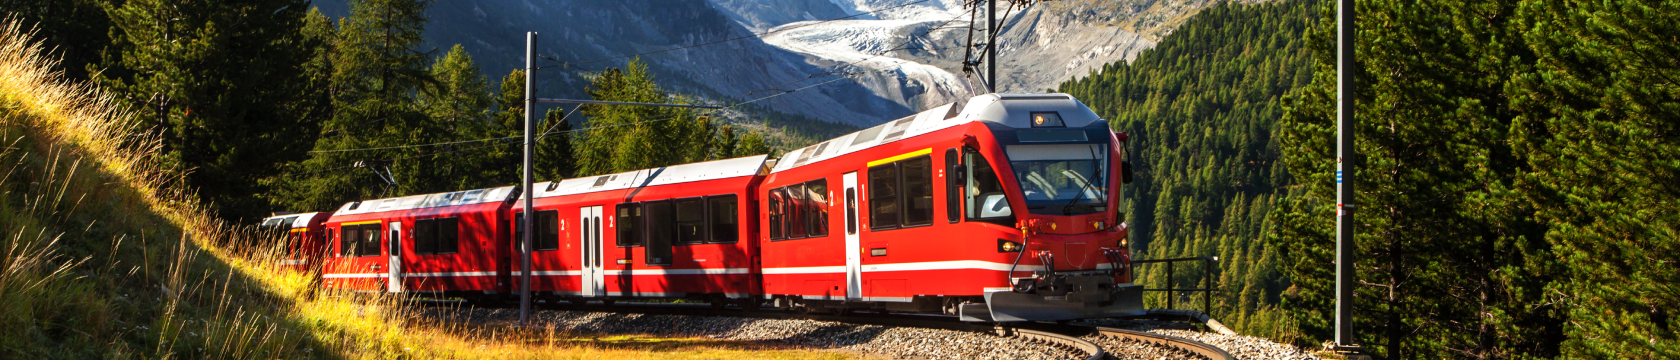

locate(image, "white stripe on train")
(327, 261), (1112, 279)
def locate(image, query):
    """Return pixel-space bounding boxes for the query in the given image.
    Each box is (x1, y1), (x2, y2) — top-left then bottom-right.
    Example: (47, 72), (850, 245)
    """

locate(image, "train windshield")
(1005, 144), (1108, 216)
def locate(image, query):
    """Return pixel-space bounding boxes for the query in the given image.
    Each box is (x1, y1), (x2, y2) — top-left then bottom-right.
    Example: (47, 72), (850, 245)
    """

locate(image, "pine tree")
(737, 130), (771, 158)
(270, 0), (437, 211)
(536, 108), (575, 182)
(714, 124), (739, 159)
(572, 58), (717, 176)
(416, 44), (509, 190)
(1272, 0), (1560, 356)
(98, 0), (323, 221)
(0, 0), (113, 81)
(1513, 0), (1680, 356)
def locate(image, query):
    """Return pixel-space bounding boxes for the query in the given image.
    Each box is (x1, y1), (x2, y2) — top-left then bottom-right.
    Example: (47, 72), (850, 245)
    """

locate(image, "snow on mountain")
(727, 0), (1177, 115)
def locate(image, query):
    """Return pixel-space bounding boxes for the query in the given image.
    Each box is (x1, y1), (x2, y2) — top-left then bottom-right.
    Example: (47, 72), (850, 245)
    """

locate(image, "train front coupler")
(960, 256), (1145, 322)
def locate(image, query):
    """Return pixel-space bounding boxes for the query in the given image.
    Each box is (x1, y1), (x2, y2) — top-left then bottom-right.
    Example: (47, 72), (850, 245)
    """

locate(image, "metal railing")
(1132, 256), (1219, 313)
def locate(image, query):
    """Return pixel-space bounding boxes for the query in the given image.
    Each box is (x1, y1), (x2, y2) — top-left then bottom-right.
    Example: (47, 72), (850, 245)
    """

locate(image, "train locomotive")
(275, 93), (1143, 322)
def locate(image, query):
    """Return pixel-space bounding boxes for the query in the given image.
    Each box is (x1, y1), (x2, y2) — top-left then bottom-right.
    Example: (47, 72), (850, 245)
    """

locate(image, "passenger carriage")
(518, 155), (769, 306)
(320, 186), (519, 295)
(260, 212), (328, 272)
(760, 93), (1143, 321)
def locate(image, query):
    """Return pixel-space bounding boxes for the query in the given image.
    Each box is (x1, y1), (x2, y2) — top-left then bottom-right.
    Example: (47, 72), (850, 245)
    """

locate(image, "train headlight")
(998, 239), (1022, 252)
(1117, 238), (1128, 248)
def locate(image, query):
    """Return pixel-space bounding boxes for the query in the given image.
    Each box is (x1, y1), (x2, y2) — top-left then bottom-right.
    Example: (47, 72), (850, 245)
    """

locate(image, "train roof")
(260, 212), (323, 228)
(332, 186), (519, 217)
(531, 154), (771, 199)
(768, 93), (1101, 173)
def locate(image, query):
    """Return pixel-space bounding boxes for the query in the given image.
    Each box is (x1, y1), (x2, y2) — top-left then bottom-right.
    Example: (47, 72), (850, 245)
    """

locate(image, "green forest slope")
(1067, 0), (1679, 358)
(1058, 0), (1316, 340)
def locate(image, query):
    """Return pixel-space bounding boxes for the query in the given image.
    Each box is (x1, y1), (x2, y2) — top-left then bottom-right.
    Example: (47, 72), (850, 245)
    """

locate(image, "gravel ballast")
(1081, 333), (1204, 360)
(1071, 319), (1323, 360)
(1145, 329), (1320, 360)
(416, 305), (1083, 360)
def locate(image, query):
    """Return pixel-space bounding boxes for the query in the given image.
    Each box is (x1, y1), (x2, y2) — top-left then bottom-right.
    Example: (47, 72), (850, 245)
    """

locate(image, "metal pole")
(1166, 261), (1173, 310)
(1204, 258), (1211, 314)
(1335, 0), (1356, 348)
(519, 31), (536, 326)
(986, 0), (996, 93)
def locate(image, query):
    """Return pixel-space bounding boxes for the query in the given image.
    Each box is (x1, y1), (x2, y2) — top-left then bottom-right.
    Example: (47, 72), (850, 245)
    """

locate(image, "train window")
(845, 189), (857, 234)
(805, 180), (828, 237)
(965, 148), (1016, 225)
(617, 204), (643, 247)
(336, 227), (350, 257)
(414, 219), (437, 254)
(538, 210), (560, 251)
(437, 218), (459, 254)
(786, 183), (806, 238)
(512, 213), (525, 252)
(768, 189), (785, 240)
(351, 226), (362, 256)
(708, 195), (739, 243)
(868, 163), (901, 230)
(644, 200), (674, 265)
(343, 225), (360, 257)
(902, 156), (934, 226)
(675, 198), (707, 245)
(334, 227), (347, 255)
(946, 148), (961, 223)
(361, 224), (383, 257)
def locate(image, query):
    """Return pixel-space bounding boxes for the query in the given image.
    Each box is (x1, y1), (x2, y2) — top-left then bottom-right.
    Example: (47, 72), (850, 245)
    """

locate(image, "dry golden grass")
(0, 19), (864, 359)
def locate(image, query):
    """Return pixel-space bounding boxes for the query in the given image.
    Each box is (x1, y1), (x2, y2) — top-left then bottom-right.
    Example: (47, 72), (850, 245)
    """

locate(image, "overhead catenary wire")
(277, 141), (516, 178)
(307, 135), (520, 153)
(278, 112), (698, 179)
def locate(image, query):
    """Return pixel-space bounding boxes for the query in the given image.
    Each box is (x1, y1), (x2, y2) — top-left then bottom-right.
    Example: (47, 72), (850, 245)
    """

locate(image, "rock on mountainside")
(708, 0), (857, 32)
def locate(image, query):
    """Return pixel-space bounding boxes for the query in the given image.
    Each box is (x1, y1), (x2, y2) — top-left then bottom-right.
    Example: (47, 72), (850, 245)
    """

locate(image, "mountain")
(729, 0), (1272, 108)
(312, 0), (1250, 132)
(314, 0), (908, 129)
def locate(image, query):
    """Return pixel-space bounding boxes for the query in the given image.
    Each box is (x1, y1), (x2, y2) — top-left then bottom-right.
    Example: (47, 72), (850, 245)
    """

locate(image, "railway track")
(1095, 327), (1232, 360)
(409, 299), (1231, 360)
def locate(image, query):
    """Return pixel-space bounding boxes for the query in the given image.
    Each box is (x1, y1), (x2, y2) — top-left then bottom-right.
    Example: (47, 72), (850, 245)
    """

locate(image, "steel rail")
(1095, 326), (1234, 360)
(1013, 328), (1105, 360)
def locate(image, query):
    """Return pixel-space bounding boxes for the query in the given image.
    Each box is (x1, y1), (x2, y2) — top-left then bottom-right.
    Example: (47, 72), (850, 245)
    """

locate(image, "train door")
(843, 172), (862, 301)
(388, 222), (403, 293)
(580, 206), (605, 297)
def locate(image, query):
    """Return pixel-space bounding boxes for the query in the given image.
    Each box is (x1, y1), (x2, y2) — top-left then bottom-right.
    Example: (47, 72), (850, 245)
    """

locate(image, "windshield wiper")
(1061, 145), (1102, 216)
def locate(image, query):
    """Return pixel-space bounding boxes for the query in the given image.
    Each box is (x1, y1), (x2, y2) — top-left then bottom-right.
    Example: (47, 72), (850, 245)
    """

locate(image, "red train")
(300, 93), (1142, 322)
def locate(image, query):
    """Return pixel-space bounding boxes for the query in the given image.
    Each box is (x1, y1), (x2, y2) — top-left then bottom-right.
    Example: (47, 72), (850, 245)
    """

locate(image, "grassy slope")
(0, 21), (856, 360)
